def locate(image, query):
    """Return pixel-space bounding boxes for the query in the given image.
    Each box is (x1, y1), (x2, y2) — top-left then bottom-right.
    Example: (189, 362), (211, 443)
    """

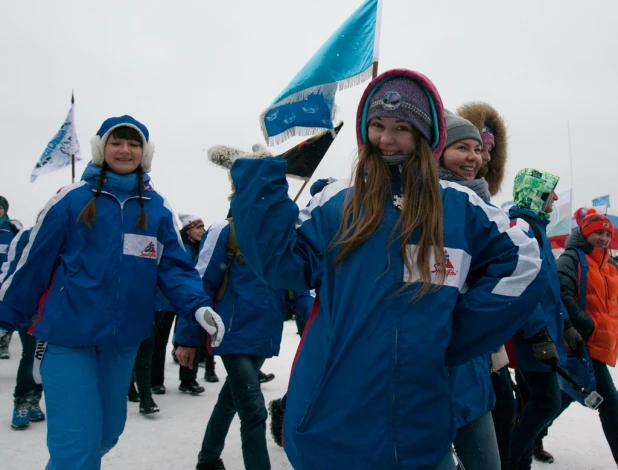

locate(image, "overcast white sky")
(1, 0), (617, 227)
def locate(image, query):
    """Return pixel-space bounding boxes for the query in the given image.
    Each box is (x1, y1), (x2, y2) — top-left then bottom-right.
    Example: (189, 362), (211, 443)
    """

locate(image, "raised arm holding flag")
(208, 121), (344, 202)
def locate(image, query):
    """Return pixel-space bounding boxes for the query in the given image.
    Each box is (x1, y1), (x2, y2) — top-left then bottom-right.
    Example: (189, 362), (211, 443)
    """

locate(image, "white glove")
(195, 307), (225, 348)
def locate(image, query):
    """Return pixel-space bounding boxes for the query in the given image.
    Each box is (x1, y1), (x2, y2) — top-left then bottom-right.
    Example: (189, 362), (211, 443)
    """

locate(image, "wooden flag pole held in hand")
(293, 181), (309, 203)
(71, 91), (76, 183)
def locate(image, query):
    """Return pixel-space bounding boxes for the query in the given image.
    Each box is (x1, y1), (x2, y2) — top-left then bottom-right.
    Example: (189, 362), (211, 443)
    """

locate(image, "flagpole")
(71, 90), (76, 183)
(567, 120), (573, 204)
(293, 180), (310, 203)
(372, 0), (382, 79)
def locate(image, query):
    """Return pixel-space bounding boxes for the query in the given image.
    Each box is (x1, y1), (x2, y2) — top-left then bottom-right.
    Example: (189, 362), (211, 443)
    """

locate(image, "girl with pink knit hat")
(223, 69), (548, 469)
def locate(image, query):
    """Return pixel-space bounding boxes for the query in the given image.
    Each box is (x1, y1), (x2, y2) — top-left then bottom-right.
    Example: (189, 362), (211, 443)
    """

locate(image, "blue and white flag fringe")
(30, 101), (81, 183)
(260, 0), (381, 145)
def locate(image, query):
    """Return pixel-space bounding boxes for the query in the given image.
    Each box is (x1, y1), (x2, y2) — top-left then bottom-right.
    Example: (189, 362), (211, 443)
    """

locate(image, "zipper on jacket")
(600, 252), (611, 303)
(117, 199), (124, 338)
(98, 191), (148, 338)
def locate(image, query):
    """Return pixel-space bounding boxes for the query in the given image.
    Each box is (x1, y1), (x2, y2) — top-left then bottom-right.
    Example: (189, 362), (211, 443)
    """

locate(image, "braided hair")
(135, 166), (148, 229)
(78, 162), (108, 228)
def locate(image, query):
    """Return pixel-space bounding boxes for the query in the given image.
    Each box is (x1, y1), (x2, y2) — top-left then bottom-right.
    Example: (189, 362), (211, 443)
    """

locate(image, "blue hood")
(509, 206), (550, 230)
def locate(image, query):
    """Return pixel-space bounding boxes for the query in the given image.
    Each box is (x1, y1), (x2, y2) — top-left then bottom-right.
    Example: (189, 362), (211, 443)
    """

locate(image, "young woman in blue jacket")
(178, 213), (213, 390)
(0, 195), (19, 359)
(437, 111), (501, 470)
(226, 69), (549, 470)
(0, 226), (47, 429)
(0, 115), (224, 470)
(0, 195), (19, 264)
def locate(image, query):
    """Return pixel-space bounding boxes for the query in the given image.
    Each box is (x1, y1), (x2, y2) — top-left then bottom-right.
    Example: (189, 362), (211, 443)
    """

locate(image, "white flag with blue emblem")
(260, 0), (382, 145)
(30, 98), (81, 183)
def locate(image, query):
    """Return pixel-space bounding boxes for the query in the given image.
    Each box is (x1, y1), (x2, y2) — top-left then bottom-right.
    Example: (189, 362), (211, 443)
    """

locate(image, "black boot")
(533, 442), (554, 463)
(204, 354), (219, 383)
(258, 370), (275, 383)
(139, 395), (160, 415)
(179, 380), (205, 395)
(269, 398), (284, 447)
(151, 384), (166, 395)
(134, 344), (159, 414)
(196, 458), (226, 470)
(127, 380), (140, 402)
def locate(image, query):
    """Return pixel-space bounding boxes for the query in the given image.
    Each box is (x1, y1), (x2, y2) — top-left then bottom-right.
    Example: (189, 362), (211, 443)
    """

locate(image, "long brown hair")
(335, 132), (445, 299)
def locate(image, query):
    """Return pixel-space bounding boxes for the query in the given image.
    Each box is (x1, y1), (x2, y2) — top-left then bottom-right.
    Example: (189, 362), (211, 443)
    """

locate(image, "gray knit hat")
(444, 110), (482, 151)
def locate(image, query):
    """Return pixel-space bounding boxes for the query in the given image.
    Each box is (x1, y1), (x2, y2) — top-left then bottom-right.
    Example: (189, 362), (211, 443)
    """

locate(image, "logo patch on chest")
(404, 245), (471, 290)
(432, 249), (459, 277)
(124, 234), (160, 261)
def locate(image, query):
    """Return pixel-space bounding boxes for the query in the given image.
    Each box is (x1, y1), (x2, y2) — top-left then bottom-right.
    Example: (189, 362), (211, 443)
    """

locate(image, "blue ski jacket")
(509, 207), (569, 372)
(154, 289), (173, 313)
(0, 228), (31, 281)
(0, 162), (210, 347)
(0, 217), (17, 264)
(229, 157), (548, 469)
(154, 238), (201, 314)
(175, 219), (313, 356)
(449, 354), (495, 430)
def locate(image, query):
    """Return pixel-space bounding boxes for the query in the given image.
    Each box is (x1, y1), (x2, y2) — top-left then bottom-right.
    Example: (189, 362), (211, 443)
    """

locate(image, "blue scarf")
(81, 161), (150, 203)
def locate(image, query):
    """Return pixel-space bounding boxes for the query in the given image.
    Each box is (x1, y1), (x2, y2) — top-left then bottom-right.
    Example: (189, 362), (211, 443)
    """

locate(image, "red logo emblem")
(141, 241), (157, 259)
(431, 250), (458, 277)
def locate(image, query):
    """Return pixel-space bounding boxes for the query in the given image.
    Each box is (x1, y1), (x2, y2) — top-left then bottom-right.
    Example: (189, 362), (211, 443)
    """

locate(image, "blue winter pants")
(41, 342), (139, 470)
(453, 411), (501, 470)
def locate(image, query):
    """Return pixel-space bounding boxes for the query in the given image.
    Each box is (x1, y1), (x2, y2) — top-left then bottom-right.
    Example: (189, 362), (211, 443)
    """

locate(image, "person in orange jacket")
(556, 208), (618, 465)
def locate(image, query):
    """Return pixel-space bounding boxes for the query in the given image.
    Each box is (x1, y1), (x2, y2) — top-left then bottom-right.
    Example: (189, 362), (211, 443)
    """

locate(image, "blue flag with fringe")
(260, 0), (381, 145)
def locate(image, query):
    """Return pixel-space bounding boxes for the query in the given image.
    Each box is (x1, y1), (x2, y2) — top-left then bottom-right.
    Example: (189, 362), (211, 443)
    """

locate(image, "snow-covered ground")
(0, 322), (615, 469)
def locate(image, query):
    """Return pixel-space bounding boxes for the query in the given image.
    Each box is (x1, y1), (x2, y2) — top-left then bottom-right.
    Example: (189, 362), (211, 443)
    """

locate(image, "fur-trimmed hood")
(457, 102), (507, 196)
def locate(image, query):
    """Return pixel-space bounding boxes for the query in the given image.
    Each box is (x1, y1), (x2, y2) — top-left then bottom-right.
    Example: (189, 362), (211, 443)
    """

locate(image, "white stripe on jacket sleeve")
(162, 196), (184, 251)
(0, 182), (86, 299)
(296, 179), (351, 229)
(0, 230), (27, 283)
(439, 181), (542, 297)
(196, 220), (229, 278)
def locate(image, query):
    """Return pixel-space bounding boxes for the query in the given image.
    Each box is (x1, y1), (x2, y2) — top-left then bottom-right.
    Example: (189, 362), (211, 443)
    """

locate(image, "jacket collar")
(509, 206), (549, 229)
(81, 161), (152, 198)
